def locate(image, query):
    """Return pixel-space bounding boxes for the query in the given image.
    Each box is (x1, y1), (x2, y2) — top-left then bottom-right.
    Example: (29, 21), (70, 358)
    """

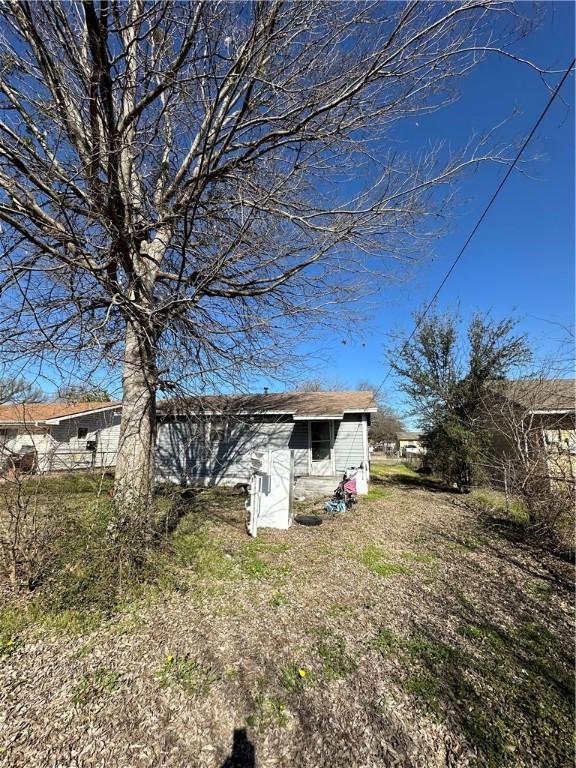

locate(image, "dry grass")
(0, 465), (573, 767)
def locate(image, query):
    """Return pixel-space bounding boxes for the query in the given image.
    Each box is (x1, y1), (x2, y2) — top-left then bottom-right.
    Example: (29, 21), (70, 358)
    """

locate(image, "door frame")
(307, 419), (335, 476)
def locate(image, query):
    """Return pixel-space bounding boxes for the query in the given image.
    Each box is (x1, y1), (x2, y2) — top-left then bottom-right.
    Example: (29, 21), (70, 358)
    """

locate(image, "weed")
(447, 535), (482, 551)
(71, 668), (120, 705)
(270, 592), (288, 607)
(365, 485), (391, 501)
(328, 601), (355, 617)
(370, 626), (401, 655)
(313, 627), (356, 680)
(73, 642), (95, 659)
(171, 527), (234, 579)
(238, 543), (291, 581)
(457, 622), (504, 647)
(397, 620), (575, 767)
(0, 604), (29, 656)
(404, 672), (443, 717)
(470, 488), (528, 523)
(0, 635), (22, 657)
(279, 663), (311, 693)
(238, 549), (272, 579)
(355, 545), (410, 577)
(157, 653), (218, 697)
(246, 694), (289, 730)
(37, 608), (104, 635)
(244, 540), (290, 554)
(400, 551), (436, 564)
(526, 579), (552, 595)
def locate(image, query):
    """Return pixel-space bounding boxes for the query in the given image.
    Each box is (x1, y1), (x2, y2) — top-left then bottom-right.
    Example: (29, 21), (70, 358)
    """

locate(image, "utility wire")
(376, 58), (575, 397)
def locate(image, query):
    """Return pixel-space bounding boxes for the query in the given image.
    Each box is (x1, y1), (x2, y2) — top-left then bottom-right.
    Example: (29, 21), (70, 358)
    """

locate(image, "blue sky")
(12, 4), (574, 410)
(264, 2), (575, 419)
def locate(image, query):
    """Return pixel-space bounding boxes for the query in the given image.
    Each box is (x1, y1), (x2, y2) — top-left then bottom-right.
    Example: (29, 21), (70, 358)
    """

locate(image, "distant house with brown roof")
(0, 401), (122, 472)
(485, 378), (575, 484)
(487, 379), (575, 445)
(156, 390), (377, 494)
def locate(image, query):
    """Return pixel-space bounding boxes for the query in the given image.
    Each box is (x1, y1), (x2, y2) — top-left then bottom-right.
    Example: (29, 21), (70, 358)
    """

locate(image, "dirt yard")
(0, 465), (573, 768)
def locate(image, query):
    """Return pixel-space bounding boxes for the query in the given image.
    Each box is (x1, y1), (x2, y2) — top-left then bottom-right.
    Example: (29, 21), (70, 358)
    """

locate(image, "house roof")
(396, 431), (424, 441)
(491, 379), (575, 413)
(0, 401), (121, 425)
(158, 391), (378, 419)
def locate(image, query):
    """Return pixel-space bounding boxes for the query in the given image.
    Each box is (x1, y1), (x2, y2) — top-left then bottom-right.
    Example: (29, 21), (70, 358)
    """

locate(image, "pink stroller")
(333, 470), (358, 510)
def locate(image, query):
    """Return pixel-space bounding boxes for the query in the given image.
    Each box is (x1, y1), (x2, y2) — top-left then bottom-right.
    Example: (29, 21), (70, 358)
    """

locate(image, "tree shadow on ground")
(154, 485), (247, 535)
(160, 479), (574, 768)
(372, 472), (452, 493)
(462, 498), (576, 568)
(401, 590), (575, 768)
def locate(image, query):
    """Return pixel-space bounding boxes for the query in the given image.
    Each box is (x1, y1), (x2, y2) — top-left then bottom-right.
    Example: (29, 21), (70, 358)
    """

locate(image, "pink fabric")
(344, 479), (357, 494)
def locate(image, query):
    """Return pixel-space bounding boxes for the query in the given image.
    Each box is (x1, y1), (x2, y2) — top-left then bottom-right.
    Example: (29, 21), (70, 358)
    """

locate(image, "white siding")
(333, 415), (365, 472)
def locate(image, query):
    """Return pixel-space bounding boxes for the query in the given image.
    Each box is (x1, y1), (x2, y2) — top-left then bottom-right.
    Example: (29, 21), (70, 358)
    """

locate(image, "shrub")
(0, 475), (62, 589)
(0, 474), (166, 615)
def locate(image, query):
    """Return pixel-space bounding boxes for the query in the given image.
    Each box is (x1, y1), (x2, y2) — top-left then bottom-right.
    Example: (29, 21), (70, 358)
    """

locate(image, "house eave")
(527, 409), (573, 416)
(43, 404), (122, 424)
(293, 414), (344, 421)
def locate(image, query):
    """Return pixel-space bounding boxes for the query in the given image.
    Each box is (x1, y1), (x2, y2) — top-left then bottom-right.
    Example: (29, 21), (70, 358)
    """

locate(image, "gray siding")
(288, 421), (309, 476)
(333, 414), (365, 472)
(45, 410), (121, 470)
(155, 413), (367, 484)
(156, 417), (296, 483)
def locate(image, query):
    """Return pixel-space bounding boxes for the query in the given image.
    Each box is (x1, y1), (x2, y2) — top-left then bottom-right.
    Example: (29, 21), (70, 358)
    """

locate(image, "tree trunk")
(114, 319), (156, 511)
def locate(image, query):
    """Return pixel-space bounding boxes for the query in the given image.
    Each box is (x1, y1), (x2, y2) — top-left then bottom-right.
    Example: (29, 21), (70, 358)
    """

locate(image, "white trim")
(308, 419), (335, 476)
(362, 415), (369, 469)
(294, 414), (344, 421)
(43, 405), (122, 424)
(527, 409), (572, 415)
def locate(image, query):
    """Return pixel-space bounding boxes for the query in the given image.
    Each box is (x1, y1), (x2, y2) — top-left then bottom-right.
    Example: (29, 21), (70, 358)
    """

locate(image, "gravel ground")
(0, 472), (573, 768)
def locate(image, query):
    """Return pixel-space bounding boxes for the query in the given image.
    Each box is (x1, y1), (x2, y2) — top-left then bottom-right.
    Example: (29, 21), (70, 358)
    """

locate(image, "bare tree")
(56, 384), (111, 403)
(0, 376), (44, 404)
(0, 1), (548, 510)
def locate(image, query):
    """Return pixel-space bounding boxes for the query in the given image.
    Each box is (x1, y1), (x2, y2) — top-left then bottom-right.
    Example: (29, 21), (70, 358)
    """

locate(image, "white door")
(309, 421), (334, 476)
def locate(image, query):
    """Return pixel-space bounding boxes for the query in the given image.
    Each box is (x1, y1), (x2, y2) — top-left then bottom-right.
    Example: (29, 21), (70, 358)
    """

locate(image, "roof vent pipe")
(263, 387), (269, 395)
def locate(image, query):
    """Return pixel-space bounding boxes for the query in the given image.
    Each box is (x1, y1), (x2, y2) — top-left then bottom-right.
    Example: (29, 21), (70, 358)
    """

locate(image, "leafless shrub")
(0, 474), (59, 589)
(479, 373), (575, 557)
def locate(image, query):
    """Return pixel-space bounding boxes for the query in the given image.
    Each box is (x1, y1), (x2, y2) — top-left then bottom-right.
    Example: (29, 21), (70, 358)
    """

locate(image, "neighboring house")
(396, 431), (426, 457)
(0, 401), (122, 472)
(156, 391), (377, 495)
(486, 379), (576, 483)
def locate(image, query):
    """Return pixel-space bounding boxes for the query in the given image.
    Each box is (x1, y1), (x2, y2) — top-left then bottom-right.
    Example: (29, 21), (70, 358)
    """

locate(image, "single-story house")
(0, 391), (378, 494)
(0, 401), (122, 472)
(156, 391), (377, 495)
(485, 379), (575, 483)
(395, 431), (426, 457)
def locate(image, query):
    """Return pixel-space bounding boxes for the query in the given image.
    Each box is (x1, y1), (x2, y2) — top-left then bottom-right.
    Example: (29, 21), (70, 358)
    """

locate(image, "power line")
(376, 57), (575, 397)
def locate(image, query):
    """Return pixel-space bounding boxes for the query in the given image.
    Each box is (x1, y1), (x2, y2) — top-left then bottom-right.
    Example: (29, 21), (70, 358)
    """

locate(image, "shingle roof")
(158, 391), (377, 418)
(491, 379), (575, 413)
(0, 401), (121, 425)
(396, 431), (424, 441)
